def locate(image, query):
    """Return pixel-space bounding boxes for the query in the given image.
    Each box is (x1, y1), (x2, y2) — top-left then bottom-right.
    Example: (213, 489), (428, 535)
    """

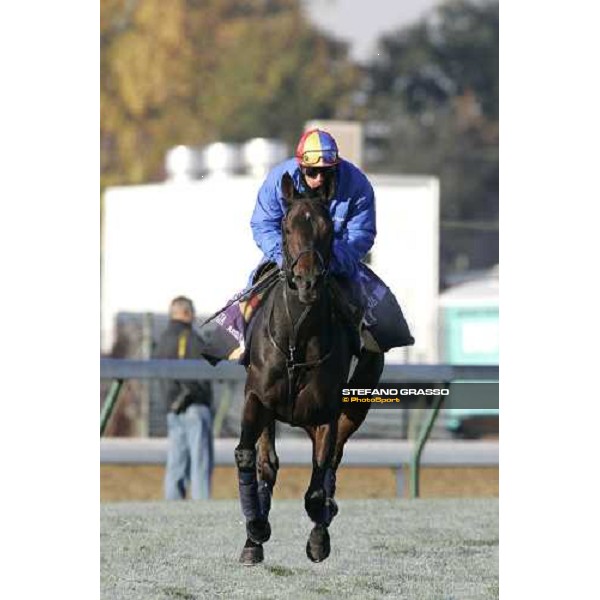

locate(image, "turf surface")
(101, 498), (498, 599)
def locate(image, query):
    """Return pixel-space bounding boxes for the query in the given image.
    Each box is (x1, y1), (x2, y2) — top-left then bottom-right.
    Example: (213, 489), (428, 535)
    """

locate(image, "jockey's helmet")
(295, 129), (340, 167)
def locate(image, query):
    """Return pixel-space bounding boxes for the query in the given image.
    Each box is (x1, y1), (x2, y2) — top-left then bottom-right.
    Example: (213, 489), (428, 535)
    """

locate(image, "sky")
(302, 0), (443, 63)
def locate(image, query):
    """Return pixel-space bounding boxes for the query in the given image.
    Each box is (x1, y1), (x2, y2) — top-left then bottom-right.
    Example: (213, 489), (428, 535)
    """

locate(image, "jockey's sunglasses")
(302, 166), (335, 178)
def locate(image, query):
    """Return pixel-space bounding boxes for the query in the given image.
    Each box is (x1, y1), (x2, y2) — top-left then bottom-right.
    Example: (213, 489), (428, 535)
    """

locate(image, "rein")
(267, 274), (333, 370)
(195, 268), (280, 330)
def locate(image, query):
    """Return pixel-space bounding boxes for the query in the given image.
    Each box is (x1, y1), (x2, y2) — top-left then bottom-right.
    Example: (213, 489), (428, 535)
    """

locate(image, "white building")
(101, 173), (440, 363)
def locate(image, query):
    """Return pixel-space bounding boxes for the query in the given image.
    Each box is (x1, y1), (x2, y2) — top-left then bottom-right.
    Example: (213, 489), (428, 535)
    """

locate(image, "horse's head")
(280, 172), (334, 304)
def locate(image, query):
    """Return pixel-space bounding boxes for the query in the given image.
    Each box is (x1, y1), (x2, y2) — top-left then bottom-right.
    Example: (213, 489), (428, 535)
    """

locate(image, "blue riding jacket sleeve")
(250, 167), (287, 267)
(329, 178), (376, 279)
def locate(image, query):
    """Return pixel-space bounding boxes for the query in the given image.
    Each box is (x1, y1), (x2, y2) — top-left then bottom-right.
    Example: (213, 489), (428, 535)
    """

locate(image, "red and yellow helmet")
(295, 129), (340, 167)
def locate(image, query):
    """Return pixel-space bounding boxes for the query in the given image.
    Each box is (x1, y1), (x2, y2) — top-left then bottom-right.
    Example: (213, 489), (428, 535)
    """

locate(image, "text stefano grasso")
(341, 388), (450, 396)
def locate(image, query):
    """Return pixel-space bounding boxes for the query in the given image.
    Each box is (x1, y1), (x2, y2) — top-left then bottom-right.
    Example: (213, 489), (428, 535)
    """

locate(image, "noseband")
(286, 247), (328, 281)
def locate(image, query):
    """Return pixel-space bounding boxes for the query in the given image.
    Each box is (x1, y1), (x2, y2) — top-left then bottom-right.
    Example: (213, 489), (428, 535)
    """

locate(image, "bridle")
(266, 204), (333, 411)
(280, 211), (329, 287)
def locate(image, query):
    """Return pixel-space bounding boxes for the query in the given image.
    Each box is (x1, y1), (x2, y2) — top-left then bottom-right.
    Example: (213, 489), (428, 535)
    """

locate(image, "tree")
(367, 0), (498, 120)
(362, 0), (499, 282)
(101, 0), (358, 187)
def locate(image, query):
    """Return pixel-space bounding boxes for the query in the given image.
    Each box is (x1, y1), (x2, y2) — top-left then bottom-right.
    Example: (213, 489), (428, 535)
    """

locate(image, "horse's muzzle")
(295, 275), (320, 304)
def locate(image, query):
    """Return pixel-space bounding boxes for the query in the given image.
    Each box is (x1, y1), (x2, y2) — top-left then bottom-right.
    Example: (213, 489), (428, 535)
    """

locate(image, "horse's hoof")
(306, 524), (331, 563)
(239, 538), (264, 566)
(247, 518), (271, 544)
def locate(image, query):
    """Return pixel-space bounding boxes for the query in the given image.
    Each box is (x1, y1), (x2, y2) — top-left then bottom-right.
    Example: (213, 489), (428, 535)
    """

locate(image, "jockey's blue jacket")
(250, 158), (376, 281)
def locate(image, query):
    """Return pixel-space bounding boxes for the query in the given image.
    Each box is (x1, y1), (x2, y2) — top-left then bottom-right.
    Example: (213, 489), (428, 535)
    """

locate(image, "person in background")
(154, 296), (214, 500)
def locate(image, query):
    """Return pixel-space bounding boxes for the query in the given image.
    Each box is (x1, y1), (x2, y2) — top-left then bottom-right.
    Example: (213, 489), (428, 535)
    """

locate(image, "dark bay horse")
(235, 173), (384, 565)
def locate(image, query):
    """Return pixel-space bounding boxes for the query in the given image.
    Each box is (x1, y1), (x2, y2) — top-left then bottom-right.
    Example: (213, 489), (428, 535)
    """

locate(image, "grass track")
(101, 498), (498, 600)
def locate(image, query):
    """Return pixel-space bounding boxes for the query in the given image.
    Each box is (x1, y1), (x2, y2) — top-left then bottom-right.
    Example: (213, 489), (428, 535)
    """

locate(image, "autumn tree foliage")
(101, 0), (358, 187)
(362, 0), (499, 278)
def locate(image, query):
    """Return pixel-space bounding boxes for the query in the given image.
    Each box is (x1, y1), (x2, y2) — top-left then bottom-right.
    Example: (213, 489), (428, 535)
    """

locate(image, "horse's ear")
(281, 172), (295, 206)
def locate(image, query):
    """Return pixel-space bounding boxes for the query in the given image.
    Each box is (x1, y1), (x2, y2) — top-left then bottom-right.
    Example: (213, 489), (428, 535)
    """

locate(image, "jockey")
(251, 128), (374, 282)
(248, 128), (414, 351)
(200, 128), (414, 362)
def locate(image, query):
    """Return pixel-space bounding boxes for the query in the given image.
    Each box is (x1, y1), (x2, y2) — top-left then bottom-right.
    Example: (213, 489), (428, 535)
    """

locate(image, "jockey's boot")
(327, 277), (363, 356)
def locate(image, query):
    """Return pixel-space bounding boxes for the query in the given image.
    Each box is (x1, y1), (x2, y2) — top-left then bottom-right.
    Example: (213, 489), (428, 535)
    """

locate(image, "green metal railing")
(100, 379), (124, 436)
(100, 359), (498, 498)
(409, 395), (445, 498)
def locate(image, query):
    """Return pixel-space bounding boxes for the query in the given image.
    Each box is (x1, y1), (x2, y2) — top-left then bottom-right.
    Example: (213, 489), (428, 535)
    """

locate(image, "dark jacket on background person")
(153, 320), (212, 414)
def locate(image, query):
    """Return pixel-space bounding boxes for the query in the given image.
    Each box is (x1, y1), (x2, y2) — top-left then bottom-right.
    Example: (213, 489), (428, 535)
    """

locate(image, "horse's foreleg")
(235, 392), (270, 565)
(336, 351), (384, 460)
(329, 404), (371, 501)
(324, 350), (384, 524)
(303, 421), (337, 563)
(305, 421), (337, 523)
(257, 419), (278, 522)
